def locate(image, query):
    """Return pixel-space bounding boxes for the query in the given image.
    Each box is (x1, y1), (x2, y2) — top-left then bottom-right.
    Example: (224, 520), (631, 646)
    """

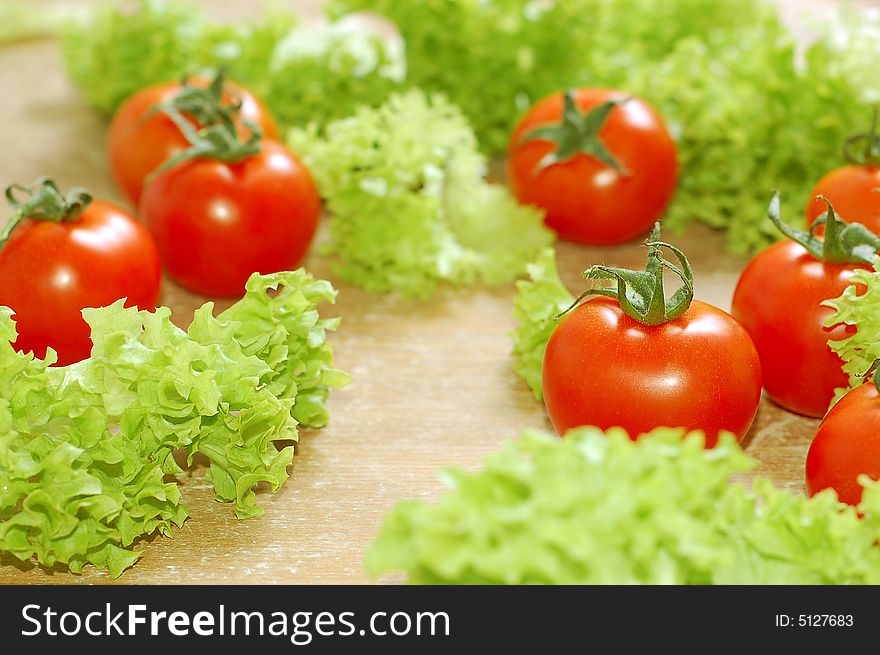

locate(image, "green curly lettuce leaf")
(0, 269), (347, 576)
(823, 263), (880, 405)
(331, 0), (765, 155)
(368, 427), (880, 584)
(77, 300), (298, 520)
(190, 12), (403, 130)
(61, 0), (203, 113)
(61, 0), (403, 129)
(510, 248), (573, 401)
(0, 308), (187, 578)
(214, 270), (352, 428)
(289, 89), (553, 297)
(256, 16), (404, 131)
(329, 0), (591, 154)
(631, 30), (872, 255)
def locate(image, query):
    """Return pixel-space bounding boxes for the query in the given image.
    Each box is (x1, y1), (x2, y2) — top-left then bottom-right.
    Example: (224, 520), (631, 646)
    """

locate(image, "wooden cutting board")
(0, 0), (853, 585)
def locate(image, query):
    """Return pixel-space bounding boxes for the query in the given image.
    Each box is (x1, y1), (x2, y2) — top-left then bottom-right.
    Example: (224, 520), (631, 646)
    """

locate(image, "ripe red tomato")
(507, 88), (678, 245)
(732, 222), (867, 418)
(805, 165), (880, 233)
(806, 381), (880, 505)
(107, 77), (279, 207)
(0, 191), (161, 365)
(140, 140), (320, 297)
(542, 297), (761, 445)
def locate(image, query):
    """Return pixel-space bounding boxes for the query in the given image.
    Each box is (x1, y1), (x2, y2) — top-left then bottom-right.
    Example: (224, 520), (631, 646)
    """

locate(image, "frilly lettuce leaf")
(510, 248), (573, 401)
(329, 0), (594, 154)
(330, 0), (768, 155)
(74, 300), (297, 520)
(0, 270), (347, 576)
(368, 427), (880, 584)
(288, 89), (553, 298)
(0, 310), (187, 578)
(823, 263), (880, 405)
(193, 12), (402, 131)
(214, 270), (352, 428)
(61, 0), (204, 114)
(256, 16), (404, 131)
(61, 0), (401, 129)
(632, 27), (873, 255)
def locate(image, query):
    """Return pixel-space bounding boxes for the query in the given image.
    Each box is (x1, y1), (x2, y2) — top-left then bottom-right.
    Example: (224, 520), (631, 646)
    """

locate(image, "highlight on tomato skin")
(507, 87), (678, 246)
(0, 180), (161, 366)
(806, 381), (880, 506)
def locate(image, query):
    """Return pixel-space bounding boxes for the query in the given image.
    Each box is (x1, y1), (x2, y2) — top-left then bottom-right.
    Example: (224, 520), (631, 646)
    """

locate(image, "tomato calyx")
(856, 358), (880, 393)
(0, 178), (92, 250)
(768, 191), (880, 265)
(520, 90), (631, 175)
(153, 70), (262, 173)
(557, 224), (694, 326)
(843, 106), (879, 168)
(151, 70), (243, 129)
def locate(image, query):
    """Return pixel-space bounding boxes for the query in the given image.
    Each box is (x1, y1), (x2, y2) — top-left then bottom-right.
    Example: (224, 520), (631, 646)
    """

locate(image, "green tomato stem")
(555, 223), (694, 326)
(520, 90), (631, 175)
(0, 178), (92, 251)
(768, 191), (880, 265)
(843, 106), (880, 168)
(149, 69), (263, 176)
(856, 358), (880, 393)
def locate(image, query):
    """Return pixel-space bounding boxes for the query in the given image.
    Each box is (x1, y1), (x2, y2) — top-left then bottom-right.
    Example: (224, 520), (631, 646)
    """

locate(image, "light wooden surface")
(0, 0), (869, 584)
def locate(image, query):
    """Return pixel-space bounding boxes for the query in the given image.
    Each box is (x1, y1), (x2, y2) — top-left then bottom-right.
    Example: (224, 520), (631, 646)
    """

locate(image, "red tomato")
(806, 381), (880, 505)
(140, 140), (320, 297)
(107, 78), (279, 207)
(542, 297), (761, 445)
(0, 200), (161, 365)
(507, 88), (678, 245)
(731, 240), (863, 417)
(805, 165), (880, 233)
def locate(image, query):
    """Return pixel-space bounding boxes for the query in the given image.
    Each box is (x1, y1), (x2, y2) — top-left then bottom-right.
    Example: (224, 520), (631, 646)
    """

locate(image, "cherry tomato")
(805, 165), (880, 233)
(0, 192), (161, 366)
(542, 297), (761, 445)
(732, 242), (864, 418)
(107, 77), (278, 206)
(507, 88), (678, 245)
(140, 140), (320, 297)
(806, 381), (880, 505)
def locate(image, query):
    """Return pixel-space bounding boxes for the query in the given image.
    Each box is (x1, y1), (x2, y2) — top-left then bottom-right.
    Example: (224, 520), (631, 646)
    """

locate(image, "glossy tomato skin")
(0, 201), (161, 365)
(141, 140), (320, 297)
(731, 240), (862, 418)
(107, 78), (279, 207)
(507, 89), (678, 245)
(542, 297), (761, 445)
(805, 166), (880, 232)
(806, 383), (880, 505)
